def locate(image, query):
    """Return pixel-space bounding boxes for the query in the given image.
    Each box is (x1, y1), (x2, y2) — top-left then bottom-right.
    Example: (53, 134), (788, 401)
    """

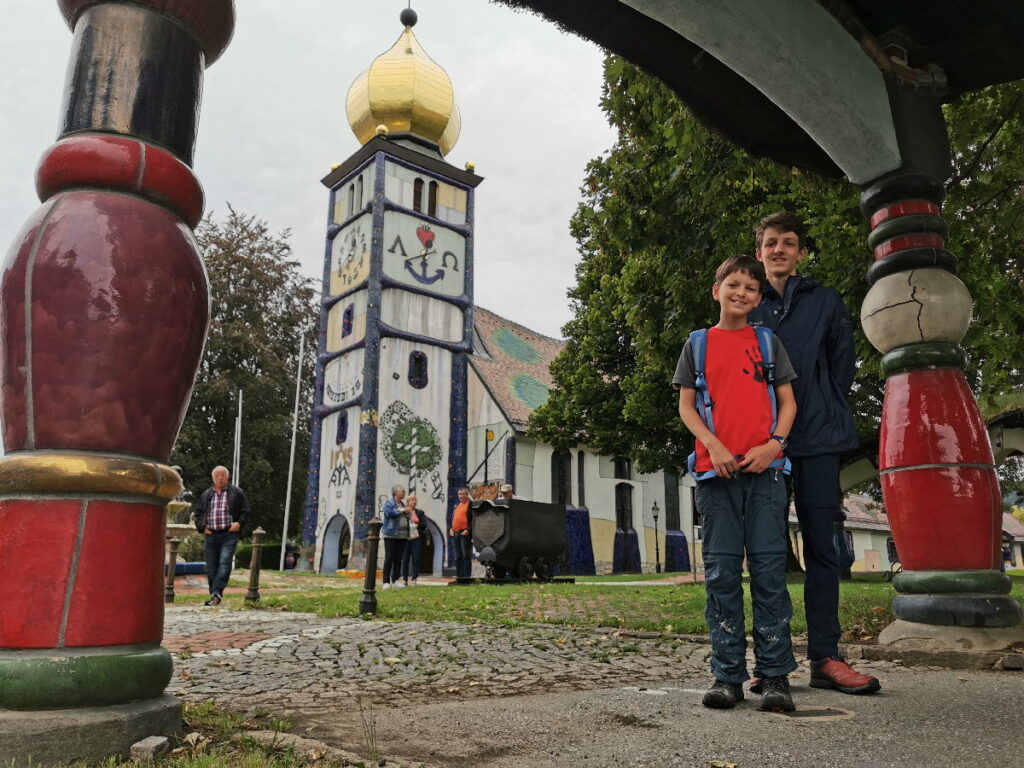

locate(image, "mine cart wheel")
(533, 558), (551, 581)
(516, 557), (533, 580)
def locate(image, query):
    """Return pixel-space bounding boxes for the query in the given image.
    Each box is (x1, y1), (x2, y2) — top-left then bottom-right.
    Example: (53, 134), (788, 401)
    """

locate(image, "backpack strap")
(754, 325), (778, 435)
(687, 329), (719, 482)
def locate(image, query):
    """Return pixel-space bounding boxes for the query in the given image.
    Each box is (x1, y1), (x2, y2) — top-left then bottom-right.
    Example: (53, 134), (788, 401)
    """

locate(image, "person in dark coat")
(194, 465), (250, 606)
(748, 211), (880, 696)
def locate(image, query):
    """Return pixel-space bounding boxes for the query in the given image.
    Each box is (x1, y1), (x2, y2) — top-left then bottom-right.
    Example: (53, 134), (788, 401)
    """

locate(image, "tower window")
(342, 304), (354, 338)
(347, 183), (355, 218)
(408, 351), (428, 389)
(413, 178), (424, 212)
(356, 175), (364, 209)
(336, 411), (348, 445)
(428, 180), (438, 218)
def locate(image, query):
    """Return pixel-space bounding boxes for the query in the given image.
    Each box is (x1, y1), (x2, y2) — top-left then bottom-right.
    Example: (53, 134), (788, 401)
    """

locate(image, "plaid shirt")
(206, 489), (231, 531)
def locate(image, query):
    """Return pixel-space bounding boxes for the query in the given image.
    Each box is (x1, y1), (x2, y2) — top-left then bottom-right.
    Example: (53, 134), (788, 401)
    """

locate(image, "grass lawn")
(246, 574), (907, 641)
(187, 570), (1024, 644)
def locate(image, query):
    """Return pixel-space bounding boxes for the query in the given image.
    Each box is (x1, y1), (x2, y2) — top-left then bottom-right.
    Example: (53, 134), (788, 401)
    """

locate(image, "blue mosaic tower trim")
(353, 151), (390, 541)
(664, 530), (691, 572)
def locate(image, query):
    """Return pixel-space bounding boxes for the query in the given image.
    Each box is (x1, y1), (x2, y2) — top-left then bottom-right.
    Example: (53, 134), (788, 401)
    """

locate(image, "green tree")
(171, 208), (318, 544)
(531, 57), (1024, 475)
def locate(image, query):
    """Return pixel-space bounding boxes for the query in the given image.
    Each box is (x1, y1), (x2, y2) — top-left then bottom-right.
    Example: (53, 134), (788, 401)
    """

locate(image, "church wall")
(314, 405), (361, 571)
(374, 337), (453, 518)
(466, 367), (510, 486)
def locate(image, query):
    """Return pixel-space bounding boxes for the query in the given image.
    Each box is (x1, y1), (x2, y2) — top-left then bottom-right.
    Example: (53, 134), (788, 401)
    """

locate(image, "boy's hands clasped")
(708, 438), (780, 478)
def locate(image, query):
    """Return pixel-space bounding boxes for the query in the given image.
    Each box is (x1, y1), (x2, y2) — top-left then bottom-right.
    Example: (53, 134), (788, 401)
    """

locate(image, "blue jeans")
(697, 470), (796, 684)
(453, 532), (472, 578)
(401, 537), (422, 581)
(791, 454), (843, 662)
(204, 531), (239, 597)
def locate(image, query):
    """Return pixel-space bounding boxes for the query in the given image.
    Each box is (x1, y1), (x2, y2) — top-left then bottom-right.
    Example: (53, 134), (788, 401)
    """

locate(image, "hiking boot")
(758, 675), (795, 712)
(203, 593), (222, 607)
(810, 658), (881, 695)
(702, 679), (744, 709)
(749, 677), (763, 694)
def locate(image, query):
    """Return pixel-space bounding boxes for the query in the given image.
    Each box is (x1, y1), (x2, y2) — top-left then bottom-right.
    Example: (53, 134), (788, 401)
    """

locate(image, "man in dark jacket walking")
(748, 211), (880, 695)
(194, 465), (250, 606)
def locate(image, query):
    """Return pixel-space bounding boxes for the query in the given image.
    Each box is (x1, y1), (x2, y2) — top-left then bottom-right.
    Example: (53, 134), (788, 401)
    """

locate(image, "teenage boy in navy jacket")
(675, 254), (798, 712)
(748, 211), (880, 695)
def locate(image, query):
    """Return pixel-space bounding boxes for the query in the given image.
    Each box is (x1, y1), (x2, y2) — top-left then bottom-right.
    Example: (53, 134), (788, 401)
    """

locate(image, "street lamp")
(652, 500), (661, 574)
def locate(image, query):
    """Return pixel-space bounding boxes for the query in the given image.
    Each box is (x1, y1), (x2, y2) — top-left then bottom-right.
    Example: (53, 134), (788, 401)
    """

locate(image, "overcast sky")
(0, 1), (615, 339)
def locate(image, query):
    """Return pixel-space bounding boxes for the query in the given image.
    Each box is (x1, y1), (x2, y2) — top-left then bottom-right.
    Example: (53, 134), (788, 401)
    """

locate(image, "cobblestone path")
(165, 605), (711, 717)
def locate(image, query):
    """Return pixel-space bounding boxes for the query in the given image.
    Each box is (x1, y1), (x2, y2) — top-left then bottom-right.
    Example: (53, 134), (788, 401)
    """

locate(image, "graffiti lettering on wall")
(380, 401), (442, 495)
(326, 376), (362, 404)
(430, 471), (444, 501)
(328, 446), (353, 488)
(389, 227), (459, 287)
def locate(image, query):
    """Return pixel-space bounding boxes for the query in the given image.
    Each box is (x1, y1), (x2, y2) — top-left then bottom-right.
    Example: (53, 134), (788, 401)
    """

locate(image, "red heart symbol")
(416, 226), (434, 249)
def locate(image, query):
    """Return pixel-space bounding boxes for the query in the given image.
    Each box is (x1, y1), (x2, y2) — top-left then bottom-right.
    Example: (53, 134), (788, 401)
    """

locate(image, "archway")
(319, 514), (351, 574)
(421, 516), (445, 576)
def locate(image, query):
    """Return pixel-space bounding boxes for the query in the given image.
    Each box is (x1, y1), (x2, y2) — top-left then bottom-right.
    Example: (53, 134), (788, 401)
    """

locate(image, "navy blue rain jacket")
(748, 274), (859, 458)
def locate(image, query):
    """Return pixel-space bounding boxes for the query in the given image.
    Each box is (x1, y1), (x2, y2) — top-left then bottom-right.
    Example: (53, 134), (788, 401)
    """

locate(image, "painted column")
(860, 172), (1023, 631)
(0, 0), (232, 743)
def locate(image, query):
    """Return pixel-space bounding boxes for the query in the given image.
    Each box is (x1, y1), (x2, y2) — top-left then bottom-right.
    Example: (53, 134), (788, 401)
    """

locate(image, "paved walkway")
(163, 603), (1024, 767)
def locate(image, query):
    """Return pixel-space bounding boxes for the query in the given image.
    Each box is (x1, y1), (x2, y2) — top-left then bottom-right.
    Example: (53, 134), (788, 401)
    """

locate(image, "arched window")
(551, 450), (571, 506)
(577, 451), (586, 508)
(408, 351), (428, 389)
(428, 180), (439, 217)
(356, 175), (364, 209)
(335, 411), (348, 445)
(615, 482), (633, 531)
(341, 303), (354, 338)
(347, 183), (355, 218)
(664, 472), (680, 530)
(413, 178), (424, 212)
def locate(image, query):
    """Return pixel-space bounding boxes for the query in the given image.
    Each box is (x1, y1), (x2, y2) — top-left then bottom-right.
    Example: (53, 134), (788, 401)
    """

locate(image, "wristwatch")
(770, 434), (788, 450)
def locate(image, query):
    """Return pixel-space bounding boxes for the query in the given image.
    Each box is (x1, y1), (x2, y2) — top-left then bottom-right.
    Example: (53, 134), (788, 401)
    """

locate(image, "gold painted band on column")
(0, 453), (182, 501)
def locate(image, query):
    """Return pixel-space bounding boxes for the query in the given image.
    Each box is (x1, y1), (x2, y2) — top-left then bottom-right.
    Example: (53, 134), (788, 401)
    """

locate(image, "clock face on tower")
(381, 211), (465, 298)
(330, 214), (371, 296)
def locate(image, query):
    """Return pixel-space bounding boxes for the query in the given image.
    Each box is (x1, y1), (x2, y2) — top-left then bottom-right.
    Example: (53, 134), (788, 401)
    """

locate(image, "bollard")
(245, 528), (266, 605)
(359, 518), (383, 614)
(164, 537), (180, 604)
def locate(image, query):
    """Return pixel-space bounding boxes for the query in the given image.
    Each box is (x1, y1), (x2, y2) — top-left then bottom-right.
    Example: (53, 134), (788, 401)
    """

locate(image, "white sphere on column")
(860, 268), (972, 353)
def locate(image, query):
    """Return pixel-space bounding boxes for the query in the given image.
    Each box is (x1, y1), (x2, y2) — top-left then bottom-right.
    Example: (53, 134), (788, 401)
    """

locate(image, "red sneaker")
(810, 658), (880, 695)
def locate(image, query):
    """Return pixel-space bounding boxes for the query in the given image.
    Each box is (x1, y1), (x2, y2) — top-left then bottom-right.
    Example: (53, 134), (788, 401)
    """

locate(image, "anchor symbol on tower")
(404, 224), (445, 285)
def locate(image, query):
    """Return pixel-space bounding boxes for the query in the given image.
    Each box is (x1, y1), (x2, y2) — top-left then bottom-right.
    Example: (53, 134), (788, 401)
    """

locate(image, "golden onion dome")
(346, 10), (461, 156)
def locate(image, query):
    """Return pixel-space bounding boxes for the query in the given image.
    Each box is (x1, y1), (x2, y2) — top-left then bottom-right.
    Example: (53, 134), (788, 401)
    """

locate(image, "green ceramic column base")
(893, 569), (1012, 595)
(880, 342), (967, 376)
(0, 645), (172, 710)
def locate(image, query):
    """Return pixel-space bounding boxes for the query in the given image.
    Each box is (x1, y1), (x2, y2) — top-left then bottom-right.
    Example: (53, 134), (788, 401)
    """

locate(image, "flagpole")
(280, 333), (305, 570)
(232, 390), (243, 485)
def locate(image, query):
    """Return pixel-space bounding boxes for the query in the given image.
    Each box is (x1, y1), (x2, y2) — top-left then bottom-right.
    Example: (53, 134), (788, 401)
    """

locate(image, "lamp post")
(652, 500), (661, 574)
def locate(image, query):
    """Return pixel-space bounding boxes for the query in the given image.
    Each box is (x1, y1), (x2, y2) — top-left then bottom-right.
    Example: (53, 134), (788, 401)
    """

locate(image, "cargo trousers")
(697, 469), (797, 684)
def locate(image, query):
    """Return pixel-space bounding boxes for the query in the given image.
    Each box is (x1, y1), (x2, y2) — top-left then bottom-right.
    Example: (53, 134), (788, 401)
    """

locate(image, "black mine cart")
(471, 498), (568, 581)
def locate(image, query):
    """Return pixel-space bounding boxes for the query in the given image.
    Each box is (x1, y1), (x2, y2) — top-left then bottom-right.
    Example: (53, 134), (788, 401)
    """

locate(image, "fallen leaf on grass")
(180, 669), (191, 681)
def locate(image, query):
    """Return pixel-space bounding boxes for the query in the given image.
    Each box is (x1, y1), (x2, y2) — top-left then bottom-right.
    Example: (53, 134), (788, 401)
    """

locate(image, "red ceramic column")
(0, 1), (234, 764)
(859, 173), (1023, 633)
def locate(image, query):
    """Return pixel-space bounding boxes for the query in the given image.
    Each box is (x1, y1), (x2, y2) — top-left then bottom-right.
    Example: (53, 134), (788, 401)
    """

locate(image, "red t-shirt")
(691, 326), (780, 473)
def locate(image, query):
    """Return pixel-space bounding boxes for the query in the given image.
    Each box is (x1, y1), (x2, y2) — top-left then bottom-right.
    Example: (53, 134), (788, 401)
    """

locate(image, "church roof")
(1004, 512), (1024, 542)
(470, 307), (565, 432)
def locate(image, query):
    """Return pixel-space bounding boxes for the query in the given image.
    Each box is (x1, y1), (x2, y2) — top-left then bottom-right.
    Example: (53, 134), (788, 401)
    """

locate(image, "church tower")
(302, 8), (483, 572)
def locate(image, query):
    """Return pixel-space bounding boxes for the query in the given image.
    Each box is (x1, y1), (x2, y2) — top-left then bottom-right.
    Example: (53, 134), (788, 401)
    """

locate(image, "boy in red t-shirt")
(673, 254), (798, 712)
